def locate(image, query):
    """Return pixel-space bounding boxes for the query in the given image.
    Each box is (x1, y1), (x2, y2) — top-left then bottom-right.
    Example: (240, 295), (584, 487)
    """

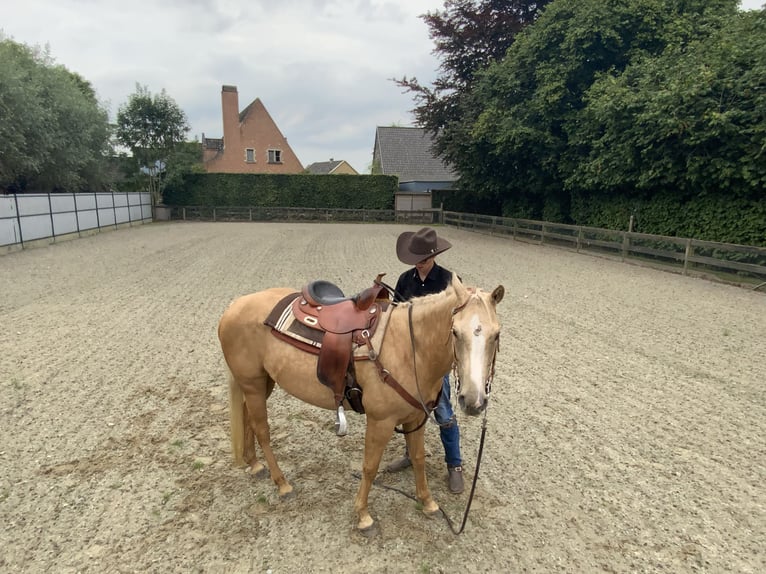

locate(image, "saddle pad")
(264, 292), (392, 359)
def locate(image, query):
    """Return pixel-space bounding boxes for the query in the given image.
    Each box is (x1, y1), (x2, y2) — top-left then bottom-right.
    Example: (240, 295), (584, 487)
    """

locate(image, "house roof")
(306, 160), (345, 174)
(373, 126), (457, 183)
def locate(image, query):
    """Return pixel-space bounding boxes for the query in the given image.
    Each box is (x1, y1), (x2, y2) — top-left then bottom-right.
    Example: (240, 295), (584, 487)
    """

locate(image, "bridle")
(445, 289), (500, 534)
(451, 288), (499, 402)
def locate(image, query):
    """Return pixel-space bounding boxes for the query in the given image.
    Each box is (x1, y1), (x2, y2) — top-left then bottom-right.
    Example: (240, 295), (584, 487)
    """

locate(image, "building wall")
(204, 86), (303, 174)
(395, 192), (432, 211)
(332, 161), (358, 175)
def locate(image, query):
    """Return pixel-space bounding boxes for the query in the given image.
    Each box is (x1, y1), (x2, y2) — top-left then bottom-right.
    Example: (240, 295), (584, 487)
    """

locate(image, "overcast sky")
(3, 0), (764, 174)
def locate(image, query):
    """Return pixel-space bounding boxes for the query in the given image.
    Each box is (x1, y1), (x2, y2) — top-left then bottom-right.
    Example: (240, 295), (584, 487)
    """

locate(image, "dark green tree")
(458, 0), (744, 220)
(568, 9), (765, 195)
(116, 84), (190, 205)
(395, 1), (551, 159)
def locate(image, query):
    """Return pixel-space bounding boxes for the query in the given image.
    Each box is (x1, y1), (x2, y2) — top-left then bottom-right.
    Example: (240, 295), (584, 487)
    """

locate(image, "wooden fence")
(444, 211), (766, 289)
(166, 205), (442, 225)
(161, 205), (765, 289)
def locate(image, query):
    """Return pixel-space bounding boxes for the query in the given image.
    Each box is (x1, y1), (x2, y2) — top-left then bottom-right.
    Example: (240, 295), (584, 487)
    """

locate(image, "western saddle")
(291, 273), (391, 435)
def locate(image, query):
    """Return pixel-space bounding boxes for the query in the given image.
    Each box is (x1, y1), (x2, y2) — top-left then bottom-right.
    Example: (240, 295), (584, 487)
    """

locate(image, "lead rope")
(441, 404), (488, 534)
(441, 339), (496, 535)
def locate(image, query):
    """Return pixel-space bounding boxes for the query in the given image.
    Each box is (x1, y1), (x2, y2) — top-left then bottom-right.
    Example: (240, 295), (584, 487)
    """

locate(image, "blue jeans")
(434, 374), (462, 468)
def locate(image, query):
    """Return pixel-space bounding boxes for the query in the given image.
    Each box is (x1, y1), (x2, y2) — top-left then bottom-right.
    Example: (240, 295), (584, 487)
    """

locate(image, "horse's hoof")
(247, 463), (269, 479)
(279, 489), (296, 501)
(422, 502), (440, 518)
(358, 521), (379, 538)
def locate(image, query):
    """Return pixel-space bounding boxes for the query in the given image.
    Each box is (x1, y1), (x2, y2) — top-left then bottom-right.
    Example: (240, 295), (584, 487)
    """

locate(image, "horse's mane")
(395, 273), (468, 312)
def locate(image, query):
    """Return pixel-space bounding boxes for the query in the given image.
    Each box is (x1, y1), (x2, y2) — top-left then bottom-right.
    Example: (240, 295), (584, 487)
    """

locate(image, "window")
(245, 148), (255, 163)
(267, 149), (282, 164)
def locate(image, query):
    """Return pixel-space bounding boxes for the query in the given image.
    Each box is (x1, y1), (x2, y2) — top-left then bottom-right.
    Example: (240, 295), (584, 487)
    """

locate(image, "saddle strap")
(317, 331), (353, 403)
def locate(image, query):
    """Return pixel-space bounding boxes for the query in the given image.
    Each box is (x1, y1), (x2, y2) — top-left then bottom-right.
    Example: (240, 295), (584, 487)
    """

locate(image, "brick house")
(202, 85), (303, 173)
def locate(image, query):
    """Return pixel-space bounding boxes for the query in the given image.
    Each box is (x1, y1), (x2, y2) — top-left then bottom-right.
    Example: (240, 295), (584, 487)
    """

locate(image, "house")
(202, 85), (303, 173)
(305, 159), (358, 175)
(371, 126), (457, 211)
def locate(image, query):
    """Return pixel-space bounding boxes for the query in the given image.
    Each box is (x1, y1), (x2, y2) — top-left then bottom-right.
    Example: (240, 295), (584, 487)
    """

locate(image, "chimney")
(221, 85), (240, 151)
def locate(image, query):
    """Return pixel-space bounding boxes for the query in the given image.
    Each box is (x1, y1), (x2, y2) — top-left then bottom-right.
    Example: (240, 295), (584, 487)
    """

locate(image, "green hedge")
(570, 191), (766, 246)
(163, 173), (398, 210)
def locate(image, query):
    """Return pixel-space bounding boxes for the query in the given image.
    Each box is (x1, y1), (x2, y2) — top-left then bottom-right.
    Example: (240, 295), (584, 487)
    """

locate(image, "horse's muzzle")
(458, 395), (488, 416)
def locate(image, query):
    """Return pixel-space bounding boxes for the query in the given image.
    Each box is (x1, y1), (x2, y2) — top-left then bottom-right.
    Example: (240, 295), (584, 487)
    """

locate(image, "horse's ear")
(491, 285), (505, 305)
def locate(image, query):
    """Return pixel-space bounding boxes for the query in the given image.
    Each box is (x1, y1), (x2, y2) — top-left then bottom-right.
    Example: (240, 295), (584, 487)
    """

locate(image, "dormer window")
(267, 149), (282, 164)
(245, 148), (255, 163)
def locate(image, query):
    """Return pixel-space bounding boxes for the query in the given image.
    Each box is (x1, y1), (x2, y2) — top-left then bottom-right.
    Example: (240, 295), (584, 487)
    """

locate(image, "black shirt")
(394, 263), (453, 302)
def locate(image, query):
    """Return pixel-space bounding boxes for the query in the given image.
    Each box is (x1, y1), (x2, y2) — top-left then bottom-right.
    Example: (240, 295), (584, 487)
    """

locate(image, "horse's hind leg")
(242, 402), (266, 477)
(242, 377), (275, 477)
(242, 376), (293, 498)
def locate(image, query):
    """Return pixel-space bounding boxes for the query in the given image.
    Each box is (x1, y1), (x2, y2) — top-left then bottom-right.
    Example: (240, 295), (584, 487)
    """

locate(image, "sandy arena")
(1, 222), (764, 573)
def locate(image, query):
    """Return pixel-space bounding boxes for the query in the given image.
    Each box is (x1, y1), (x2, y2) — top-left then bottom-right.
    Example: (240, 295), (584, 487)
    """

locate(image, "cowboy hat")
(396, 227), (452, 265)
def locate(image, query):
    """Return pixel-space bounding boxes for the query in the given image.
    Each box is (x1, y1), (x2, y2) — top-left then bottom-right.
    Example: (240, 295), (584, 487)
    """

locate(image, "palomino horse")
(218, 274), (504, 533)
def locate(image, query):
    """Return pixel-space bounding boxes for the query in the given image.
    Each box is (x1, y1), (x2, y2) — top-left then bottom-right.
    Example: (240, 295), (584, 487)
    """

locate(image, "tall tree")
(0, 36), (113, 192)
(116, 84), (190, 205)
(458, 0), (744, 219)
(395, 1), (551, 156)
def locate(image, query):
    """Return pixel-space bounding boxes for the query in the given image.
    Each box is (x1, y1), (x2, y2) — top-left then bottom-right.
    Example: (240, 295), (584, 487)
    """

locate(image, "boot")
(448, 465), (464, 494)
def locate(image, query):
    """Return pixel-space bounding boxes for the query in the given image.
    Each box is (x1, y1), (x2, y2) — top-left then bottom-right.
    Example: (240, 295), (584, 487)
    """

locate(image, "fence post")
(576, 227), (583, 252)
(13, 193), (24, 246)
(112, 189), (118, 229)
(47, 193), (56, 242)
(73, 193), (81, 237)
(683, 238), (693, 275)
(540, 223), (545, 245)
(621, 231), (629, 261)
(94, 192), (101, 230)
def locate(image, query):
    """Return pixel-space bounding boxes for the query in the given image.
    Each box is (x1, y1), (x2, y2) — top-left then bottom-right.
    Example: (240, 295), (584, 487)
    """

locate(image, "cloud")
(4, 0), (441, 173)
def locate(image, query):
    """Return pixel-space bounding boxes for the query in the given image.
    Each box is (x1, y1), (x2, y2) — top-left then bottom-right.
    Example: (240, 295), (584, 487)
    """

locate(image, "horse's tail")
(228, 368), (246, 466)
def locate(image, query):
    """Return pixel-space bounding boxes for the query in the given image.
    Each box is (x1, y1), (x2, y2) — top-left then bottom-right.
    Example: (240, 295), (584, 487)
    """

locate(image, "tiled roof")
(306, 160), (343, 174)
(373, 126), (457, 182)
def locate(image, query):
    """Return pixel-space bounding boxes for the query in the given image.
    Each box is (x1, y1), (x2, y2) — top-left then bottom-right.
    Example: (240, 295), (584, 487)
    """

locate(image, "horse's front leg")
(353, 418), (395, 533)
(404, 424), (439, 516)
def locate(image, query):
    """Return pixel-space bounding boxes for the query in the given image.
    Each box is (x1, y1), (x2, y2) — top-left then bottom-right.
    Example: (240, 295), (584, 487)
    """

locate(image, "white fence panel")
(78, 209), (99, 230)
(1, 192), (152, 248)
(16, 195), (50, 216)
(52, 212), (79, 235)
(115, 206), (131, 224)
(0, 197), (20, 245)
(50, 194), (76, 212)
(19, 214), (52, 241)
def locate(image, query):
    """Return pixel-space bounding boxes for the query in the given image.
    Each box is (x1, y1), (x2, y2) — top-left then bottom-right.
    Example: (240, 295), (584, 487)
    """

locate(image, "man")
(384, 227), (464, 494)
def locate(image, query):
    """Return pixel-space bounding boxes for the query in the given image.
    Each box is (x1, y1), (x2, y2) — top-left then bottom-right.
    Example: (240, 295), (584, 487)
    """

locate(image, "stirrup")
(335, 405), (348, 436)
